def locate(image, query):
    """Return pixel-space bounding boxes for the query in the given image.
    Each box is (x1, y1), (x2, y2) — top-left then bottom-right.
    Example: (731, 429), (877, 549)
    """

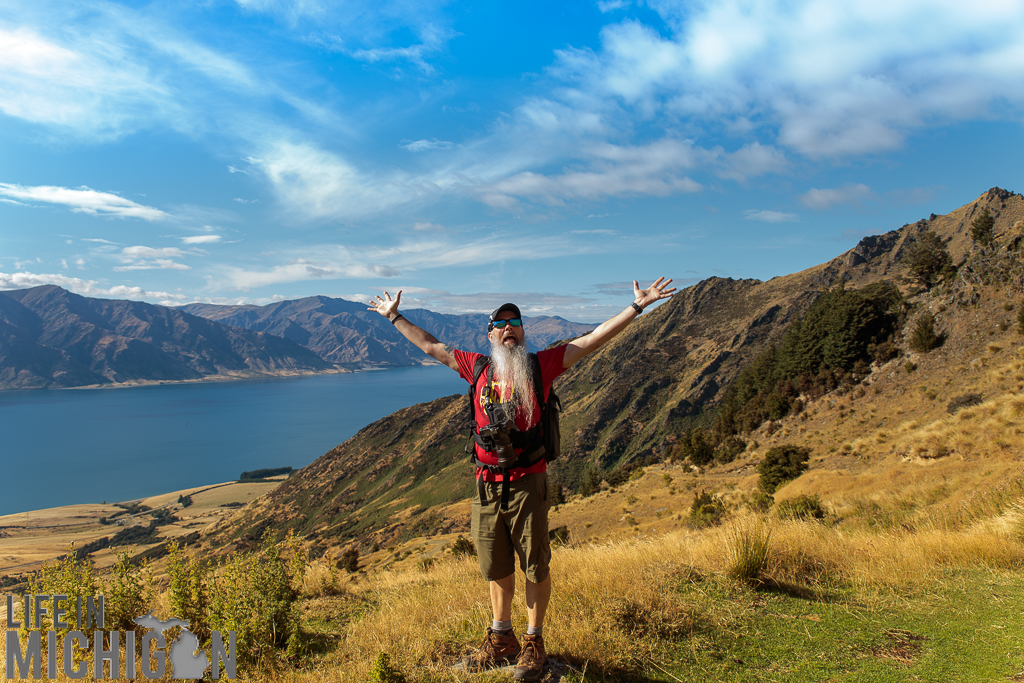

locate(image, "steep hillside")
(202, 187), (1024, 554)
(180, 296), (595, 368)
(0, 286), (331, 389)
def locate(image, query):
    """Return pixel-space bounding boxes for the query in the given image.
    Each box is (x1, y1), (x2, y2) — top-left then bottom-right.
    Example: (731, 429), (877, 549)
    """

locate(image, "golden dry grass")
(270, 509), (1024, 682)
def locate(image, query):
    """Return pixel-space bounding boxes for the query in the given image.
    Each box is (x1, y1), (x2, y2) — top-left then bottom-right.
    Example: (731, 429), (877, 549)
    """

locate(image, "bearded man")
(369, 278), (675, 681)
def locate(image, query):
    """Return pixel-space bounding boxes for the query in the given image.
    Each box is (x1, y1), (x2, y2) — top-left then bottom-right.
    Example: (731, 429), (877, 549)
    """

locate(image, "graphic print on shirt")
(479, 378), (514, 410)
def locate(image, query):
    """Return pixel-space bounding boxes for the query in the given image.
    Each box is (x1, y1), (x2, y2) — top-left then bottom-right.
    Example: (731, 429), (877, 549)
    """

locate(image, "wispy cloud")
(801, 183), (872, 209)
(475, 139), (703, 208)
(114, 245), (192, 271)
(402, 139), (454, 152)
(597, 0), (630, 12)
(251, 139), (420, 220)
(0, 183), (169, 220)
(214, 232), (602, 290)
(743, 209), (799, 223)
(181, 235), (222, 244)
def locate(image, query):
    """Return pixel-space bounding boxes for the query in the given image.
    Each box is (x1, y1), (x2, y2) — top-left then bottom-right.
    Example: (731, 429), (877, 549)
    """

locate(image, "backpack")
(465, 353), (561, 508)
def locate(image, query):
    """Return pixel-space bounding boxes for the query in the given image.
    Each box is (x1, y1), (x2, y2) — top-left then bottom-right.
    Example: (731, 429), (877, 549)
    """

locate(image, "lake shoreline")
(0, 359), (443, 393)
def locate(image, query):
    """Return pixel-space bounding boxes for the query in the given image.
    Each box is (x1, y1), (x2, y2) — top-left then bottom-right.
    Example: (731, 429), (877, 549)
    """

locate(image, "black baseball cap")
(489, 303), (522, 327)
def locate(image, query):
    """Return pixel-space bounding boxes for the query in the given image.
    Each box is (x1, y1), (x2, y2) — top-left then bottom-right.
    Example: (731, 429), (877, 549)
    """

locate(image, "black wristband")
(390, 314), (404, 325)
(630, 302), (643, 314)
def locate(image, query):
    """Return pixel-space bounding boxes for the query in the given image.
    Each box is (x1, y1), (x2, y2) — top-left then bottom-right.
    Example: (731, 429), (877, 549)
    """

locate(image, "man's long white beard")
(489, 335), (535, 426)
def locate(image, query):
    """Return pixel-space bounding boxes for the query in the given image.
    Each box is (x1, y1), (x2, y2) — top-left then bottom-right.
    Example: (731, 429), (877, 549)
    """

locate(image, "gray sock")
(526, 626), (542, 637)
(492, 620), (512, 633)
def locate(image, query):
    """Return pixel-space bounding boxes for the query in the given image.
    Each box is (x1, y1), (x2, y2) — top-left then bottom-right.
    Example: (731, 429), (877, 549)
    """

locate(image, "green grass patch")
(661, 568), (1024, 682)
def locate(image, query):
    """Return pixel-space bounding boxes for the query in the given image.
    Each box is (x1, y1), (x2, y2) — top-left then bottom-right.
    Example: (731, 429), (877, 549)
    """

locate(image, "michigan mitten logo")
(5, 594), (236, 680)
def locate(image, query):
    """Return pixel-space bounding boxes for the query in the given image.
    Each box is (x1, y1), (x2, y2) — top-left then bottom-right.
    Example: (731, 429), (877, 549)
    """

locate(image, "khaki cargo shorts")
(471, 471), (551, 583)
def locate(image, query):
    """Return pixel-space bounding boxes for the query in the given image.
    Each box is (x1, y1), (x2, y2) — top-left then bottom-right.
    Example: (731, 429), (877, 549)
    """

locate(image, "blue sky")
(1, 0), (1023, 322)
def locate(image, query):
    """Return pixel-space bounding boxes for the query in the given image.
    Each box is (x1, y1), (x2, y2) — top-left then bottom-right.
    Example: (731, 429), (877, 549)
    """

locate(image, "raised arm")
(561, 277), (676, 369)
(368, 290), (460, 372)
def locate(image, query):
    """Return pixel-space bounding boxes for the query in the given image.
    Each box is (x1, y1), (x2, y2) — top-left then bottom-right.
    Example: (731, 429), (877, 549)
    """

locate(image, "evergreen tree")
(904, 231), (951, 290)
(970, 206), (995, 247)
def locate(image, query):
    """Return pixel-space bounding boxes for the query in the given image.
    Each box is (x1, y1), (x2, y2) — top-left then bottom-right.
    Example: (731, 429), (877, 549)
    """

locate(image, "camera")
(479, 403), (517, 465)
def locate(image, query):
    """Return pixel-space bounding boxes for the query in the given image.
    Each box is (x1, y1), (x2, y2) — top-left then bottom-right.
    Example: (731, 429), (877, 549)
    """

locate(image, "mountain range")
(0, 288), (594, 390)
(0, 286), (330, 390)
(179, 297), (596, 367)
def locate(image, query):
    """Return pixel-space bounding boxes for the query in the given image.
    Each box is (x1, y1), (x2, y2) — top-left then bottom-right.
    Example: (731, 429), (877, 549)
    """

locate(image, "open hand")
(633, 277), (676, 309)
(368, 290), (402, 318)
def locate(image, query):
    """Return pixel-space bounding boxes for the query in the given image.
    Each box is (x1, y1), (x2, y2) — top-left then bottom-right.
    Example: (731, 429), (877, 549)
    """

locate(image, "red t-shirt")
(454, 346), (567, 481)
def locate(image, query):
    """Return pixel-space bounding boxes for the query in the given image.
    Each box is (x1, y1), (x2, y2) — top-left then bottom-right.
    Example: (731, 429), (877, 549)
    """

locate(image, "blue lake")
(0, 366), (467, 516)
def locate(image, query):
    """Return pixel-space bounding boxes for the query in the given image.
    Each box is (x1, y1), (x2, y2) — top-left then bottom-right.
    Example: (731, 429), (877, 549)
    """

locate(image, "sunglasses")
(490, 318), (523, 329)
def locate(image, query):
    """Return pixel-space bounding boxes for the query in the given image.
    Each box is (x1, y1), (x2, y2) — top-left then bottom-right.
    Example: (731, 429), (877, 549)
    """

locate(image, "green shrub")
(368, 652), (407, 683)
(905, 231), (952, 290)
(579, 466), (603, 497)
(714, 436), (746, 464)
(689, 490), (725, 527)
(450, 536), (476, 558)
(207, 538), (297, 670)
(679, 427), (714, 466)
(776, 494), (827, 521)
(748, 490), (775, 513)
(908, 314), (943, 353)
(25, 544), (99, 657)
(105, 549), (151, 636)
(757, 445), (811, 493)
(970, 206), (995, 247)
(167, 541), (211, 642)
(340, 548), (360, 573)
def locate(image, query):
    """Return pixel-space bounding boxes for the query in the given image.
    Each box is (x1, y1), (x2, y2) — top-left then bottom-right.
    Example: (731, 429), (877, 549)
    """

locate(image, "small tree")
(340, 548), (359, 573)
(904, 231), (951, 290)
(679, 427), (715, 466)
(757, 445), (811, 492)
(579, 466), (602, 497)
(689, 489), (725, 527)
(908, 313), (943, 352)
(971, 206), (995, 247)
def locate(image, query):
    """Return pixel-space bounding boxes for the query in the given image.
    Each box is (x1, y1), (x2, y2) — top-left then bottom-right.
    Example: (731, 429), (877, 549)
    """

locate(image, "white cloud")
(402, 139), (454, 152)
(113, 259), (191, 271)
(181, 235), (223, 244)
(0, 183), (169, 220)
(412, 222), (445, 232)
(121, 246), (186, 259)
(597, 0), (630, 12)
(743, 209), (799, 223)
(113, 245), (192, 271)
(0, 271), (186, 301)
(547, 1), (1024, 158)
(801, 183), (873, 209)
(252, 139), (426, 220)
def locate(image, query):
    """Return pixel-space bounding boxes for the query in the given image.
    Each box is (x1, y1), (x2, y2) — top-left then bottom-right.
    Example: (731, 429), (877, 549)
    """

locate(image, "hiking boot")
(460, 628), (521, 672)
(513, 634), (547, 681)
